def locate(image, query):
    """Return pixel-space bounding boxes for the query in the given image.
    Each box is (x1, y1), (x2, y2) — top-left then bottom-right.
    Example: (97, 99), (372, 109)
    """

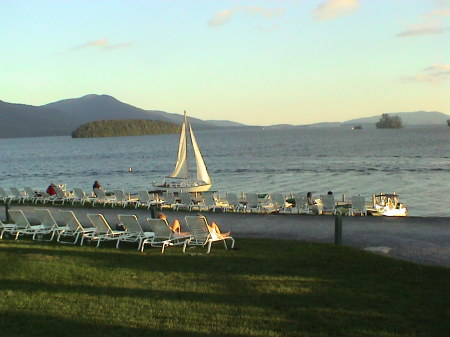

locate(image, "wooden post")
(335, 215), (342, 245)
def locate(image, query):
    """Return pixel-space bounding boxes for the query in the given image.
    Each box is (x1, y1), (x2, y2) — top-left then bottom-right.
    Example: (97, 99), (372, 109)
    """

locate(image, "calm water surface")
(1, 127), (449, 217)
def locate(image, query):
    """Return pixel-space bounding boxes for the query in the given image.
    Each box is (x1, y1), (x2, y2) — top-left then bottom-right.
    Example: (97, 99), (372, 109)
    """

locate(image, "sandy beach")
(2, 204), (449, 268)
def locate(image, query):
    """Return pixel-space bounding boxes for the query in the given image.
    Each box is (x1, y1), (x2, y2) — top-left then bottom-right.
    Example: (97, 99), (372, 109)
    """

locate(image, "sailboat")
(153, 111), (212, 193)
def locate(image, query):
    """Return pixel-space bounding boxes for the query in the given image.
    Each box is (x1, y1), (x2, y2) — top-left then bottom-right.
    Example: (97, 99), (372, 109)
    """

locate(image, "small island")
(376, 113), (403, 129)
(72, 119), (180, 138)
(447, 119), (450, 127)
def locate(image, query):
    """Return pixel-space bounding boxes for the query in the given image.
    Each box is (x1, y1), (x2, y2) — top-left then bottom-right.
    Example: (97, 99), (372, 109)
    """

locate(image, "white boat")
(370, 193), (408, 216)
(153, 112), (212, 193)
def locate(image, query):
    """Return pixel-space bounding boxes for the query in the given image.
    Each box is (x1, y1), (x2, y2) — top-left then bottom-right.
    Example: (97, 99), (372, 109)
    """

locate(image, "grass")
(0, 238), (448, 337)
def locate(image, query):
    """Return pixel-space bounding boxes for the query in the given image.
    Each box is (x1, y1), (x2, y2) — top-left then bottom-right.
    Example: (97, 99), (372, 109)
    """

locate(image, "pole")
(335, 214), (342, 245)
(149, 204), (156, 219)
(5, 202), (10, 223)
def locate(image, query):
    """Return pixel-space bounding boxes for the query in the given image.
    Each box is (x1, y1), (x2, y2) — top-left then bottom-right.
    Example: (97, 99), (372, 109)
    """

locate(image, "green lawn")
(0, 238), (448, 337)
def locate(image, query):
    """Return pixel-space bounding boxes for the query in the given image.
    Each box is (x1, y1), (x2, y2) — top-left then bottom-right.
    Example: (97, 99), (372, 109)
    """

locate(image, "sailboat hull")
(153, 182), (211, 193)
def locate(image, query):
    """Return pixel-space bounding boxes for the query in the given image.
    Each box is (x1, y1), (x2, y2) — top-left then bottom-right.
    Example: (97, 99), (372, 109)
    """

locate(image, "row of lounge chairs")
(0, 187), (367, 216)
(0, 209), (235, 254)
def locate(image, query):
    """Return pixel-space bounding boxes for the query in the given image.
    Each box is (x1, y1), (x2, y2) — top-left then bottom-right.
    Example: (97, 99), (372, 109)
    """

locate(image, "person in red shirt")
(46, 183), (57, 196)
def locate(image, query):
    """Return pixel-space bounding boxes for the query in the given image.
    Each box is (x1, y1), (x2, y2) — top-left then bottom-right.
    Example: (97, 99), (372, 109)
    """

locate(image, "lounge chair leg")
(207, 241), (212, 254)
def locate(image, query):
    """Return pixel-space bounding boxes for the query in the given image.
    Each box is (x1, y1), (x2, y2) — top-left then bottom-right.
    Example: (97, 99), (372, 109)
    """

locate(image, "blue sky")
(0, 0), (449, 125)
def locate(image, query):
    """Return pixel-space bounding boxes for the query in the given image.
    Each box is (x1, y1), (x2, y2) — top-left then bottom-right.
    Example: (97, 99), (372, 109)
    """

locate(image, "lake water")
(1, 126), (449, 217)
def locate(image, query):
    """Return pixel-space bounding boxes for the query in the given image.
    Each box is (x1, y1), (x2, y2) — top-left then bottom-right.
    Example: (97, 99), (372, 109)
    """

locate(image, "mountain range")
(0, 94), (448, 138)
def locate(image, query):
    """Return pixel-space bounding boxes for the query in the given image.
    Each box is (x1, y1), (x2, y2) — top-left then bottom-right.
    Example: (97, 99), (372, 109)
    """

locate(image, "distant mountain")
(0, 95), (224, 138)
(344, 111), (450, 126)
(206, 120), (247, 127)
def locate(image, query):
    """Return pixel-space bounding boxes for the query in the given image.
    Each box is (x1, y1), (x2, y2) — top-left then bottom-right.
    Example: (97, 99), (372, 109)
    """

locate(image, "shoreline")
(2, 204), (449, 268)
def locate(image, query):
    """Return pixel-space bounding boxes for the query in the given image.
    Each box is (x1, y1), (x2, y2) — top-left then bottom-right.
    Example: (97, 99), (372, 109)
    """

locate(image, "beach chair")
(135, 191), (153, 209)
(320, 195), (336, 215)
(72, 188), (91, 205)
(161, 191), (176, 210)
(144, 218), (191, 253)
(175, 192), (194, 211)
(201, 192), (231, 212)
(10, 187), (26, 203)
(57, 210), (96, 245)
(7, 209), (46, 240)
(52, 185), (72, 205)
(113, 190), (135, 208)
(24, 187), (39, 204)
(0, 187), (11, 203)
(92, 188), (115, 207)
(225, 192), (244, 212)
(270, 193), (292, 214)
(183, 215), (235, 254)
(293, 193), (311, 214)
(0, 218), (17, 239)
(87, 213), (124, 247)
(34, 208), (66, 241)
(117, 214), (154, 250)
(350, 196), (367, 216)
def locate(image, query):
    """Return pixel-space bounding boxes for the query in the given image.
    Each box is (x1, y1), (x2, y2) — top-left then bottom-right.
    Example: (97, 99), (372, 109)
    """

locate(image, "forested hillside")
(71, 119), (180, 138)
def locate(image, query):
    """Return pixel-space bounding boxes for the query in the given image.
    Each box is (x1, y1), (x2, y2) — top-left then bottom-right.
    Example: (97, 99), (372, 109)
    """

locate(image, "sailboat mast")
(184, 111), (188, 178)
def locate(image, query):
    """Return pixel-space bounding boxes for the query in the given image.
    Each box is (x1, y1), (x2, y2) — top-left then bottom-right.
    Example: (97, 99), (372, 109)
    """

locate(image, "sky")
(0, 0), (449, 126)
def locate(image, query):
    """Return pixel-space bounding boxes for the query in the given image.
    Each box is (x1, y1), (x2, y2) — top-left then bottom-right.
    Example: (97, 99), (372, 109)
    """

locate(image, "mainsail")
(167, 112), (210, 185)
(168, 114), (188, 179)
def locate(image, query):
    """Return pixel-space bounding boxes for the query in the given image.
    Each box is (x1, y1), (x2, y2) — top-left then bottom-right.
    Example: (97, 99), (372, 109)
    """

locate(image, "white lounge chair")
(161, 192), (176, 210)
(92, 188), (115, 207)
(51, 185), (72, 205)
(0, 218), (17, 239)
(113, 190), (135, 208)
(293, 193), (312, 214)
(350, 196), (367, 216)
(320, 195), (336, 215)
(57, 210), (96, 245)
(270, 193), (292, 214)
(202, 192), (231, 212)
(24, 187), (39, 203)
(225, 192), (245, 212)
(144, 218), (191, 253)
(87, 213), (124, 247)
(0, 187), (11, 203)
(7, 209), (46, 240)
(72, 188), (91, 205)
(183, 215), (235, 254)
(117, 214), (154, 250)
(34, 208), (66, 241)
(135, 191), (153, 209)
(10, 187), (26, 203)
(175, 192), (194, 211)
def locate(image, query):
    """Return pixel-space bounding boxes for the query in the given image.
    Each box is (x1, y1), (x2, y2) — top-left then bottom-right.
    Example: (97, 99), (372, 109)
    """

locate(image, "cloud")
(314, 0), (360, 21)
(68, 39), (133, 52)
(208, 6), (285, 28)
(208, 9), (237, 27)
(396, 23), (446, 37)
(403, 64), (450, 83)
(71, 38), (109, 51)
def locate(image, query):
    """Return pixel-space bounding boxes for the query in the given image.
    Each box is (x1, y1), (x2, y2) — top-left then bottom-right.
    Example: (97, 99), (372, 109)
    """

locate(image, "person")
(46, 183), (57, 196)
(93, 180), (102, 197)
(307, 192), (316, 206)
(156, 212), (188, 235)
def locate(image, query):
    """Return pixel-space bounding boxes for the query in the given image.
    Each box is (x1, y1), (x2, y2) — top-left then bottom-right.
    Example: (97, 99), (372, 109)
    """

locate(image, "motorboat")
(370, 193), (408, 216)
(153, 112), (212, 193)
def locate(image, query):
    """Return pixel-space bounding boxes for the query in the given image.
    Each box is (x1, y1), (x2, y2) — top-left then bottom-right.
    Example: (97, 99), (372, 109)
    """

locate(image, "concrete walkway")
(2, 204), (449, 268)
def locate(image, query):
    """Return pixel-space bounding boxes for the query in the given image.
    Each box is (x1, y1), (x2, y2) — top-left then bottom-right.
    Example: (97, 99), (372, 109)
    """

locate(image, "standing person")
(307, 191), (319, 214)
(93, 180), (102, 197)
(46, 183), (57, 196)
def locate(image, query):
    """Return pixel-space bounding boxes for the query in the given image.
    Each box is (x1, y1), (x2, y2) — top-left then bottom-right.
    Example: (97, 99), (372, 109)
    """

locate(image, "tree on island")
(376, 113), (403, 129)
(447, 119), (450, 127)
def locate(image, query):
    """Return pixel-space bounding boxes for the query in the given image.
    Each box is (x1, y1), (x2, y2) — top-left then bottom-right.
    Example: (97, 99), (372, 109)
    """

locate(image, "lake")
(1, 126), (449, 217)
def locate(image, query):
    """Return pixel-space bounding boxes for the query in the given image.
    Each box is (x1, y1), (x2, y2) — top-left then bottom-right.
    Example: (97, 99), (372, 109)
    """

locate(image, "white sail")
(168, 115), (188, 179)
(189, 125), (211, 185)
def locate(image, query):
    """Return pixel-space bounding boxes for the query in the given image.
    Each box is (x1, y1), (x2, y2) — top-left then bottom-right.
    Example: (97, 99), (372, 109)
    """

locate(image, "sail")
(168, 116), (188, 179)
(189, 124), (211, 185)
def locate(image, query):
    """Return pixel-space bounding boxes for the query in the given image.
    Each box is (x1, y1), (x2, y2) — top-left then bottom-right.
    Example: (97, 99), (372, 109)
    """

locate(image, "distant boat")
(153, 111), (212, 192)
(352, 125), (362, 130)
